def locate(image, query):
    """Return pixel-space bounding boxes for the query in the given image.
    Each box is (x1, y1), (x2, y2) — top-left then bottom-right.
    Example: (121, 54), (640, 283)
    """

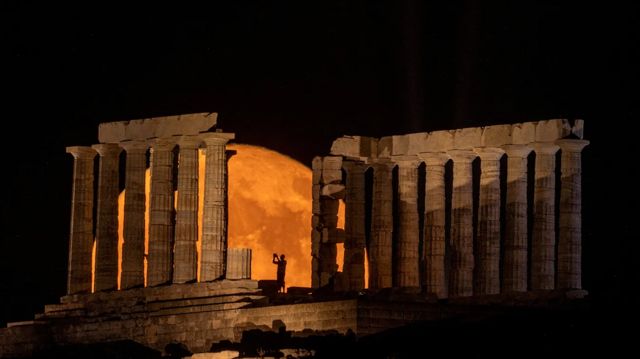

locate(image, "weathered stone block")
(572, 119), (584, 139)
(377, 136), (393, 158)
(453, 127), (483, 149)
(482, 124), (512, 146)
(391, 135), (409, 155)
(535, 119), (572, 142)
(330, 136), (376, 158)
(98, 113), (217, 143)
(405, 132), (429, 155)
(321, 169), (343, 184)
(511, 122), (537, 144)
(321, 184), (345, 199)
(422, 130), (454, 151)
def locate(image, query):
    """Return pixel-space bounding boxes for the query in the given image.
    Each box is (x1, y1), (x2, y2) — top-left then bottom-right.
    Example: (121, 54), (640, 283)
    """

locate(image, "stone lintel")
(98, 112), (218, 143)
(66, 146), (97, 158)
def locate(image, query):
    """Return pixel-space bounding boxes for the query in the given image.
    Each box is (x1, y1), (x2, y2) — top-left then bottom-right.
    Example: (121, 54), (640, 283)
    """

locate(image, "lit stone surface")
(419, 152), (450, 298)
(174, 136), (202, 284)
(448, 150), (477, 297)
(531, 143), (560, 290)
(200, 133), (235, 282)
(501, 145), (533, 292)
(98, 112), (217, 143)
(65, 146), (97, 295)
(369, 160), (394, 289)
(147, 139), (177, 287)
(556, 139), (589, 289)
(342, 161), (366, 291)
(92, 143), (122, 292)
(119, 141), (148, 289)
(474, 147), (504, 295)
(393, 156), (421, 288)
(226, 248), (252, 280)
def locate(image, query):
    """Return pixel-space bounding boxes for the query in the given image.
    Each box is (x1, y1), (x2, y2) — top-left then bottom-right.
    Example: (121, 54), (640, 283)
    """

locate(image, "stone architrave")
(531, 143), (560, 290)
(369, 160), (394, 290)
(119, 141), (148, 289)
(147, 138), (176, 287)
(342, 161), (366, 291)
(392, 156), (421, 288)
(173, 136), (201, 284)
(200, 132), (235, 282)
(501, 145), (533, 292)
(65, 146), (97, 295)
(474, 147), (504, 295)
(92, 143), (122, 292)
(448, 150), (477, 297)
(556, 139), (589, 289)
(419, 152), (450, 298)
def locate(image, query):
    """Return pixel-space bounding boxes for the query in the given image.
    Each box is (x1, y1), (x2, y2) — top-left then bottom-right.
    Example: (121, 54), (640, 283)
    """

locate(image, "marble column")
(419, 152), (450, 298)
(200, 132), (234, 282)
(448, 150), (477, 297)
(369, 161), (394, 290)
(147, 138), (176, 287)
(393, 157), (421, 288)
(502, 145), (532, 292)
(531, 143), (559, 290)
(556, 139), (589, 289)
(120, 141), (148, 289)
(92, 143), (122, 292)
(65, 146), (97, 295)
(173, 136), (201, 284)
(474, 148), (504, 295)
(342, 161), (366, 291)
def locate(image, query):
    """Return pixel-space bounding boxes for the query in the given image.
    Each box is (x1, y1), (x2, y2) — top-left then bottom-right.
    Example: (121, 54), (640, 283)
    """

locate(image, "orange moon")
(116, 144), (327, 289)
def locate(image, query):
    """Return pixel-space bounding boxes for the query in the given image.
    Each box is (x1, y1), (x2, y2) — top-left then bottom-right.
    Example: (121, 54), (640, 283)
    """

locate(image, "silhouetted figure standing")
(272, 253), (287, 293)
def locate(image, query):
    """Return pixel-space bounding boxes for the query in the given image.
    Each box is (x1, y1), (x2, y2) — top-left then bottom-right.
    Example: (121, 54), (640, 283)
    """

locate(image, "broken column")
(393, 156), (421, 288)
(311, 157), (323, 288)
(474, 147), (504, 295)
(65, 146), (97, 295)
(419, 152), (449, 298)
(147, 138), (176, 286)
(448, 150), (477, 297)
(200, 132), (234, 282)
(119, 141), (148, 289)
(317, 156), (343, 287)
(342, 160), (366, 291)
(556, 139), (589, 290)
(531, 143), (559, 290)
(369, 160), (394, 290)
(173, 136), (201, 284)
(92, 143), (122, 292)
(502, 145), (532, 292)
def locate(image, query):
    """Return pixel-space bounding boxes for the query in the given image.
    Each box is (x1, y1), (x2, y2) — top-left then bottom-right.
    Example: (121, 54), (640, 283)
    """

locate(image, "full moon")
(116, 144), (319, 289)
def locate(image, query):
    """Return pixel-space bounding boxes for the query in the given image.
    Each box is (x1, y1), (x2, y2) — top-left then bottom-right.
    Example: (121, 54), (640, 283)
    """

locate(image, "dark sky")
(1, 1), (638, 326)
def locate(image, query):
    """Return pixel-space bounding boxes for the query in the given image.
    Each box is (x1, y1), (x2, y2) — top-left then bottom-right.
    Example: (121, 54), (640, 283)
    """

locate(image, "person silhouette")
(272, 253), (287, 293)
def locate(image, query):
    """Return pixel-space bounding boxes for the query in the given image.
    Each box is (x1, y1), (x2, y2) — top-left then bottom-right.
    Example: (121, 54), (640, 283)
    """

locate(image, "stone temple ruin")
(0, 115), (588, 357)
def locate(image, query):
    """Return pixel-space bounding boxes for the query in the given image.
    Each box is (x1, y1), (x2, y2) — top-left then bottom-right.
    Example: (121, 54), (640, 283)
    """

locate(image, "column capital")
(531, 142), (560, 155)
(119, 140), (148, 153)
(66, 146), (97, 159)
(473, 147), (505, 161)
(391, 155), (421, 168)
(447, 149), (477, 163)
(91, 143), (122, 157)
(502, 144), (533, 158)
(417, 152), (450, 166)
(369, 159), (395, 170)
(555, 139), (590, 153)
(177, 135), (204, 149)
(200, 132), (235, 145)
(148, 137), (176, 151)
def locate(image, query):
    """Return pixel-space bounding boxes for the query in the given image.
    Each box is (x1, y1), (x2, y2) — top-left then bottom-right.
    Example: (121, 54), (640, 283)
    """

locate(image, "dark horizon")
(1, 1), (638, 330)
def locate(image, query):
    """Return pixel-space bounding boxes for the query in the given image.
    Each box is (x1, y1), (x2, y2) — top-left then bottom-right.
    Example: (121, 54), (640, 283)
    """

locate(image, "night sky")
(1, 1), (638, 328)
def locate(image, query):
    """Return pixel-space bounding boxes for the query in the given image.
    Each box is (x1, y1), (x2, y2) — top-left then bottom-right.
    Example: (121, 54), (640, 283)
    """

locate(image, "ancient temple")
(0, 116), (588, 358)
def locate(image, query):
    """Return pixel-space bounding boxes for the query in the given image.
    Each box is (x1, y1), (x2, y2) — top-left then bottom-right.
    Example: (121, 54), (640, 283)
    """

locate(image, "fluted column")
(343, 161), (366, 291)
(448, 150), (477, 297)
(369, 161), (394, 290)
(419, 152), (450, 298)
(474, 147), (504, 295)
(531, 143), (559, 290)
(147, 138), (176, 287)
(173, 136), (201, 283)
(120, 141), (148, 289)
(200, 132), (235, 282)
(556, 139), (589, 289)
(65, 146), (97, 295)
(393, 157), (421, 288)
(92, 143), (122, 292)
(502, 145), (532, 292)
